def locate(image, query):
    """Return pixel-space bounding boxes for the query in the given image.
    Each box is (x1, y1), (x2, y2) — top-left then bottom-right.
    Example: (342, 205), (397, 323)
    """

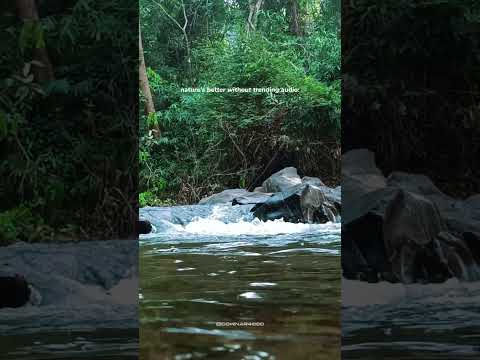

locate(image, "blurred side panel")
(342, 1), (480, 359)
(0, 1), (139, 359)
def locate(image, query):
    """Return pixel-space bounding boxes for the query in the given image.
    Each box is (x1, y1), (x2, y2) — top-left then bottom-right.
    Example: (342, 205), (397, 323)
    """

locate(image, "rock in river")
(260, 167), (302, 193)
(252, 183), (338, 224)
(342, 149), (480, 284)
(196, 167), (341, 225)
(199, 189), (251, 205)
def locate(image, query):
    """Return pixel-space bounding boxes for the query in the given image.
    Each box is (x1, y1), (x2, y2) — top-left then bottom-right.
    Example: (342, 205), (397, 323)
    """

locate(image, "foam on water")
(142, 205), (340, 239)
(173, 217), (337, 236)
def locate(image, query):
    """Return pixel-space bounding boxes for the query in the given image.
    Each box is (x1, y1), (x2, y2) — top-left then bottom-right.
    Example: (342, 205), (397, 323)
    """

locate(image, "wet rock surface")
(137, 220), (152, 235)
(198, 189), (251, 205)
(252, 183), (337, 224)
(259, 167), (302, 193)
(194, 167), (341, 225)
(0, 240), (138, 308)
(231, 192), (273, 205)
(342, 149), (480, 284)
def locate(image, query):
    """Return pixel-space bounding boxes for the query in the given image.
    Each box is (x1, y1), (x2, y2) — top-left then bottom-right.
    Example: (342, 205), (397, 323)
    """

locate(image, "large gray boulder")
(302, 176), (325, 187)
(387, 172), (480, 240)
(253, 169), (322, 193)
(300, 184), (337, 223)
(342, 149), (480, 284)
(198, 189), (251, 205)
(252, 183), (338, 224)
(177, 167), (342, 225)
(342, 149), (387, 205)
(261, 167), (302, 193)
(232, 192), (273, 205)
(343, 187), (477, 283)
(314, 185), (341, 211)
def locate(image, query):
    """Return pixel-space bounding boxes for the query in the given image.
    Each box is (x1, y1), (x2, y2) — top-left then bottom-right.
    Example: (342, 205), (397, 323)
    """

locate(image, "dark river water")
(140, 205), (341, 360)
(342, 279), (480, 359)
(0, 240), (138, 359)
(1, 329), (138, 360)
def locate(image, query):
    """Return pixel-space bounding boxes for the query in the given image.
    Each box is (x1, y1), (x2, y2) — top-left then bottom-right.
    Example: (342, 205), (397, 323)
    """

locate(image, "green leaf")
(18, 20), (46, 52)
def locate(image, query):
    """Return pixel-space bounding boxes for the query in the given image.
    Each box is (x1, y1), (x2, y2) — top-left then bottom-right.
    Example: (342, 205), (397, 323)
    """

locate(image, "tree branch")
(151, 0), (184, 32)
(181, 0), (188, 31)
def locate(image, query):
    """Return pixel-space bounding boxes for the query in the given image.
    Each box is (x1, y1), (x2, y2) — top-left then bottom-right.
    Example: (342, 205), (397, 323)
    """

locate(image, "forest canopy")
(139, 0), (341, 205)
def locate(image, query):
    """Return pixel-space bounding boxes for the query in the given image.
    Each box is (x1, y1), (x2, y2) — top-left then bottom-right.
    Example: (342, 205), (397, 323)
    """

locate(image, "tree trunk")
(156, 0), (191, 74)
(287, 0), (302, 36)
(139, 26), (160, 137)
(180, 0), (192, 74)
(181, 28), (192, 74)
(246, 0), (264, 33)
(15, 0), (54, 82)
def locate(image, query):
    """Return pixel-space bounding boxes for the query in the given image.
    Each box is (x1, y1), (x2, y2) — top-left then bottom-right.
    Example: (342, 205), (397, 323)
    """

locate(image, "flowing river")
(140, 204), (341, 360)
(342, 278), (480, 359)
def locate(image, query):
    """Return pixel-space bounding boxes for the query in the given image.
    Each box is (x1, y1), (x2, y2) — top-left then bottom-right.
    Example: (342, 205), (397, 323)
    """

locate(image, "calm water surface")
(342, 278), (480, 359)
(1, 330), (137, 360)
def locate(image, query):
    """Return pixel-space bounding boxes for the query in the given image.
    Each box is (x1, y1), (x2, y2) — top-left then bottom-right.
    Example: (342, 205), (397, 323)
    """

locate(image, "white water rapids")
(141, 204), (340, 239)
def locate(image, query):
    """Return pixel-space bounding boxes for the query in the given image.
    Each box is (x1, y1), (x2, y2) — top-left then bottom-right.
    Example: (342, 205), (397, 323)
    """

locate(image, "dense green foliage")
(343, 0), (480, 197)
(0, 1), (137, 244)
(140, 0), (341, 205)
